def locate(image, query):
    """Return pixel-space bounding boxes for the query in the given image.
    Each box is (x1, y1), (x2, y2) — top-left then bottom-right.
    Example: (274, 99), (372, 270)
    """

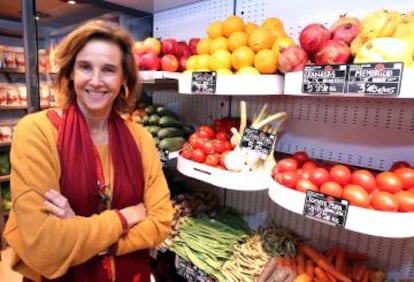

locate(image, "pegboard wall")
(236, 0), (414, 40)
(153, 0), (234, 40)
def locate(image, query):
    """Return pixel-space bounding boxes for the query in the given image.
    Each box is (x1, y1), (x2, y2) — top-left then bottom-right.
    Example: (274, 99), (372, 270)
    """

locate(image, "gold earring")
(123, 84), (129, 99)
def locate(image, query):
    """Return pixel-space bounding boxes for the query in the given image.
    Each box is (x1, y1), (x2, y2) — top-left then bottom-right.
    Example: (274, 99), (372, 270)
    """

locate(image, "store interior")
(1, 0), (414, 281)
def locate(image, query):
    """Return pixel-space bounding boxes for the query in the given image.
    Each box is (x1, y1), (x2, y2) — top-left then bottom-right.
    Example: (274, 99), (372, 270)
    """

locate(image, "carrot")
(306, 259), (314, 279)
(325, 247), (338, 263)
(361, 269), (369, 282)
(315, 267), (329, 279)
(355, 265), (368, 281)
(326, 272), (338, 282)
(334, 248), (346, 273)
(296, 253), (306, 274)
(299, 243), (351, 282)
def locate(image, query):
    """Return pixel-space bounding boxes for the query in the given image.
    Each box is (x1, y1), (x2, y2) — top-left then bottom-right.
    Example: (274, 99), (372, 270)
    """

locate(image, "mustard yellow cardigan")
(3, 109), (173, 281)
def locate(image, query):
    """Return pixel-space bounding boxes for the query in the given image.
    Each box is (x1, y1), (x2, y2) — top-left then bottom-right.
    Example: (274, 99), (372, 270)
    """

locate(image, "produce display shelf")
(178, 73), (285, 95)
(0, 175), (10, 183)
(284, 68), (414, 98)
(0, 67), (25, 74)
(176, 154), (269, 191)
(174, 254), (217, 282)
(139, 71), (181, 82)
(268, 177), (414, 238)
(0, 105), (27, 110)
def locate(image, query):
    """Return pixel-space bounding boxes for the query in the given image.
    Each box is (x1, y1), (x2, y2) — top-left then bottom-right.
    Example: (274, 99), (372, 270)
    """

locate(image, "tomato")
(393, 167), (414, 190)
(329, 165), (352, 186)
(320, 181), (343, 198)
(370, 190), (399, 212)
(212, 139), (226, 154)
(202, 140), (216, 154)
(351, 169), (376, 194)
(394, 191), (414, 212)
(272, 172), (284, 184)
(390, 160), (411, 171)
(292, 151), (309, 167)
(296, 178), (318, 193)
(342, 184), (370, 208)
(215, 130), (229, 141)
(219, 151), (230, 167)
(223, 140), (233, 151)
(198, 125), (215, 138)
(204, 154), (219, 167)
(376, 171), (403, 193)
(191, 148), (206, 163)
(276, 158), (298, 172)
(271, 164), (280, 176)
(297, 169), (311, 179)
(309, 167), (330, 186)
(302, 161), (318, 172)
(280, 171), (300, 189)
(181, 142), (193, 159)
(189, 133), (199, 148)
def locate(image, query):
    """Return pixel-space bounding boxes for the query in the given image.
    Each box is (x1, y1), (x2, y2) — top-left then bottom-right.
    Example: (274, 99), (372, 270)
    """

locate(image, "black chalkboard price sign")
(191, 71), (217, 94)
(240, 127), (275, 160)
(303, 190), (349, 227)
(302, 64), (347, 94)
(347, 62), (403, 96)
(158, 149), (169, 167)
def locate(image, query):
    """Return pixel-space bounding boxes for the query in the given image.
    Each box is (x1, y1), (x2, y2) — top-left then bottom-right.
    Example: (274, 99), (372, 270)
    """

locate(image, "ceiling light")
(67, 0), (77, 4)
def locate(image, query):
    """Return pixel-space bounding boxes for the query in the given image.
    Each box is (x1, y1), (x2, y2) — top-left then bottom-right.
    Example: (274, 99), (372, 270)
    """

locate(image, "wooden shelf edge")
(0, 175), (10, 183)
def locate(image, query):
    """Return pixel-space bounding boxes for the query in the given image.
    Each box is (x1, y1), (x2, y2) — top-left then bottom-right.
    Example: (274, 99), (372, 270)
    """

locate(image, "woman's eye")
(103, 67), (116, 73)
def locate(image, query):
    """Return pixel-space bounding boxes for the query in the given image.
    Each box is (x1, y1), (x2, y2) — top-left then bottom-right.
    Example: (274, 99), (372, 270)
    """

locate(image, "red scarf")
(38, 102), (151, 282)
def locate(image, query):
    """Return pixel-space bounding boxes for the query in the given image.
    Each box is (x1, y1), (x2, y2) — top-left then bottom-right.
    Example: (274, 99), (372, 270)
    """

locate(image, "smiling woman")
(3, 20), (173, 282)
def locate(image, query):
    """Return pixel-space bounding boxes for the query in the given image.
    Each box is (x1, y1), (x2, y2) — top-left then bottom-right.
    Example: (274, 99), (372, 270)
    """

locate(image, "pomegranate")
(332, 23), (361, 45)
(315, 40), (351, 65)
(277, 46), (309, 73)
(299, 23), (331, 54)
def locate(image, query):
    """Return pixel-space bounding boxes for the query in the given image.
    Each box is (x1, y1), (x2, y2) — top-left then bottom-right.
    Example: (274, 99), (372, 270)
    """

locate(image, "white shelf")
(178, 72), (285, 95)
(284, 68), (414, 98)
(176, 154), (269, 191)
(138, 71), (181, 83)
(268, 177), (414, 238)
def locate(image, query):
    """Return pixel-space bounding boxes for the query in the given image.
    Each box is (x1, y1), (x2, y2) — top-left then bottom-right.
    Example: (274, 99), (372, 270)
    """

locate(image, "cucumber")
(158, 116), (182, 127)
(144, 125), (161, 137)
(158, 137), (186, 152)
(157, 127), (184, 139)
(181, 124), (196, 137)
(148, 114), (161, 125)
(145, 105), (156, 115)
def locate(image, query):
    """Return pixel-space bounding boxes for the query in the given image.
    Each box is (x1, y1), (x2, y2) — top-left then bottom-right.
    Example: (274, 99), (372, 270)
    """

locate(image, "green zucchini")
(156, 106), (178, 119)
(158, 116), (181, 127)
(157, 127), (184, 139)
(148, 114), (161, 125)
(158, 137), (186, 152)
(144, 125), (161, 137)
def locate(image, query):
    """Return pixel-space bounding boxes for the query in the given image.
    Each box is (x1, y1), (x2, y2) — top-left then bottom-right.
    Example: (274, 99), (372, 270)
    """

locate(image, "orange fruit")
(271, 36), (296, 56)
(236, 66), (260, 75)
(186, 55), (198, 70)
(254, 49), (278, 74)
(210, 36), (228, 53)
(222, 15), (245, 37)
(245, 22), (259, 35)
(269, 28), (288, 41)
(206, 21), (224, 39)
(228, 31), (248, 52)
(262, 17), (284, 31)
(196, 54), (211, 70)
(248, 28), (274, 52)
(210, 50), (232, 71)
(231, 46), (255, 71)
(293, 273), (312, 282)
(196, 38), (212, 54)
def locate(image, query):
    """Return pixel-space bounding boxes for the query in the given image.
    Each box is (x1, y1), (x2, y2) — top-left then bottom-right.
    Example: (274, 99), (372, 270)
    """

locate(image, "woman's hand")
(119, 203), (147, 228)
(44, 189), (75, 219)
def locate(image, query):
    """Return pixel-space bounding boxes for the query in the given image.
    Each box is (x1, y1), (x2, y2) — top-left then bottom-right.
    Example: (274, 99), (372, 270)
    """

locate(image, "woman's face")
(72, 39), (124, 117)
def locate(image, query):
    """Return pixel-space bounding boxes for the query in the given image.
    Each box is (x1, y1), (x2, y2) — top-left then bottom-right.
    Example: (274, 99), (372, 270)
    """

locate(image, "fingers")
(43, 189), (75, 219)
(45, 189), (68, 208)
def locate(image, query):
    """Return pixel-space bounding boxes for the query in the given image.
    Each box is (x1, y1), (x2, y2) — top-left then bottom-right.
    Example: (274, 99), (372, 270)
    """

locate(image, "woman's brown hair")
(52, 19), (140, 114)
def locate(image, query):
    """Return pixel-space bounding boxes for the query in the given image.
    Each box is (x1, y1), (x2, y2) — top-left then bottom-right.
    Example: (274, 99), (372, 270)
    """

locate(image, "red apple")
(133, 41), (149, 55)
(161, 38), (178, 55)
(188, 38), (201, 55)
(138, 51), (160, 71)
(161, 54), (179, 72)
(142, 37), (161, 55)
(332, 23), (360, 45)
(178, 55), (189, 72)
(177, 41), (191, 58)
